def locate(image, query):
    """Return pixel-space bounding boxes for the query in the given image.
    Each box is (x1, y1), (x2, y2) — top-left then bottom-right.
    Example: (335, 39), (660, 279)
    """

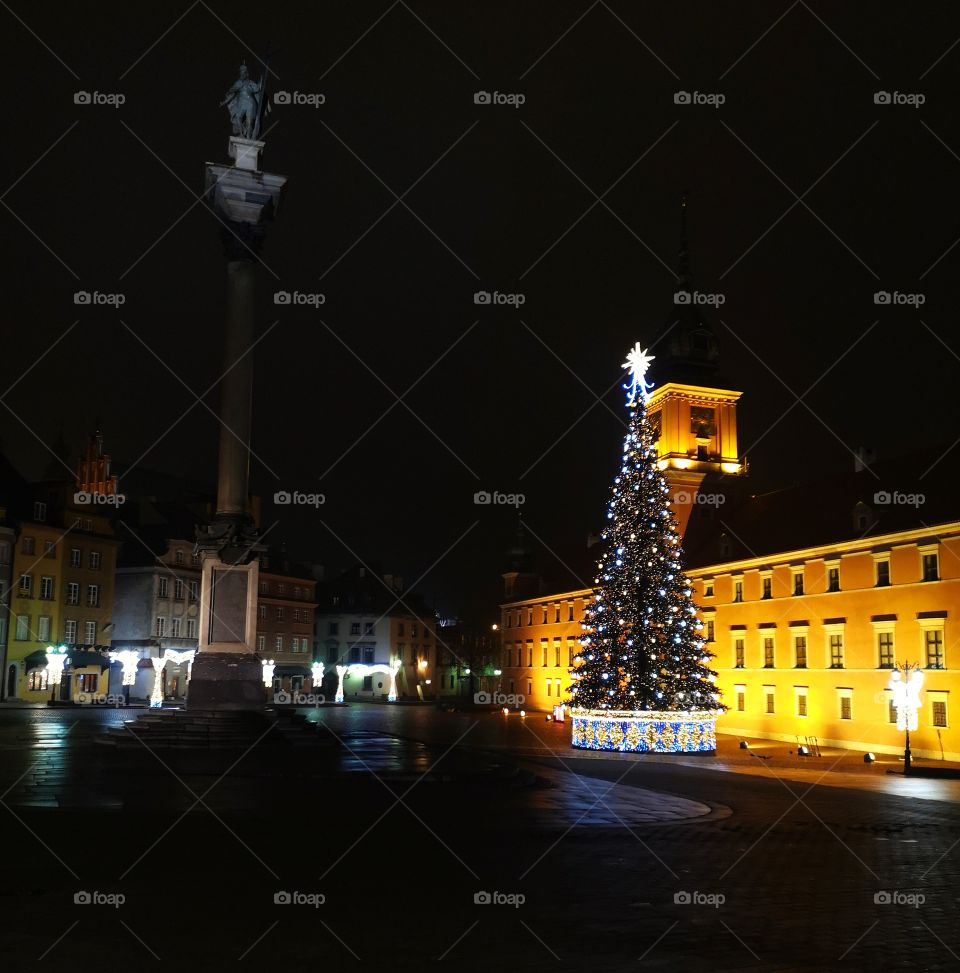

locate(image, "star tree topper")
(622, 342), (655, 406)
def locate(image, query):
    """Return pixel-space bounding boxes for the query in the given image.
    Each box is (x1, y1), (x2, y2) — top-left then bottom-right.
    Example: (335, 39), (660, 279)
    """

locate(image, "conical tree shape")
(570, 388), (723, 715)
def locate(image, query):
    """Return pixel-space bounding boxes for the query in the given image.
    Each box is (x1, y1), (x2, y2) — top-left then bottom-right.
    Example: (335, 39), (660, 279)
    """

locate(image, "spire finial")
(678, 190), (691, 283)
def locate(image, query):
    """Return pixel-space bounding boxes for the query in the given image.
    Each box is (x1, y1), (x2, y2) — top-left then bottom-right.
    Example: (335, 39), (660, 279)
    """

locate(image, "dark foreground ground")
(0, 703), (958, 972)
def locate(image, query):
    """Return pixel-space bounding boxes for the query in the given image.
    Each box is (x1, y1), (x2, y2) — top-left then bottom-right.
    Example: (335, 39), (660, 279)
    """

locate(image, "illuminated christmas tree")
(570, 343), (723, 751)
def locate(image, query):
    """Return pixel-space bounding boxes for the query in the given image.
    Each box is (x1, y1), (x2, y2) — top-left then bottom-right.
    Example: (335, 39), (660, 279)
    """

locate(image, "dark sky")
(4, 2), (960, 620)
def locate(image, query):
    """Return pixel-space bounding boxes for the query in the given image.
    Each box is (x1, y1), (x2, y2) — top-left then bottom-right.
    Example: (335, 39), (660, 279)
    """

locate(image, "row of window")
(504, 602), (579, 628)
(257, 605), (312, 622)
(158, 577), (199, 601)
(14, 615), (97, 644)
(258, 580), (313, 600)
(322, 621), (430, 638)
(503, 640), (578, 668)
(733, 685), (949, 728)
(17, 576), (102, 606)
(155, 617), (198, 638)
(255, 635), (311, 653)
(710, 550), (940, 604)
(728, 626), (945, 671)
(21, 537), (105, 569)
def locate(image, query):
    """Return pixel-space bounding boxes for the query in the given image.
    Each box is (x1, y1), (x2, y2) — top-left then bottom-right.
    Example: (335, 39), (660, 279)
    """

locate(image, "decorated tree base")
(571, 709), (717, 753)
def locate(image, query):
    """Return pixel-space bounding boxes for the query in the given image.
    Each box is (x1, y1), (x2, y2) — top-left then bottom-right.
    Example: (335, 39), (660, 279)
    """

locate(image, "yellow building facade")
(9, 496), (118, 701)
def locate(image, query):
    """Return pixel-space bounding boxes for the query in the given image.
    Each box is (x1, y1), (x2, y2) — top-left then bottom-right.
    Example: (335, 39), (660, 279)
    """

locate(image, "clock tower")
(647, 195), (745, 536)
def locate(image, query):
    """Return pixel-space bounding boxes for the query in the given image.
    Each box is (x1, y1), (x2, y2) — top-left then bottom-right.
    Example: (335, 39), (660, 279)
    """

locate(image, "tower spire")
(677, 190), (691, 284)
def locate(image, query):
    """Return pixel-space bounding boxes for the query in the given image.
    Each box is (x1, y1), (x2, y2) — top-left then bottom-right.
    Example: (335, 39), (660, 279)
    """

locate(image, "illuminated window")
(878, 632), (894, 669)
(796, 692), (807, 717)
(827, 566), (840, 592)
(794, 636), (807, 668)
(706, 620), (715, 642)
(829, 634), (844, 669)
(922, 553), (939, 582)
(704, 580), (714, 597)
(28, 670), (48, 691)
(763, 637), (775, 668)
(875, 559), (891, 587)
(765, 691), (775, 714)
(64, 619), (77, 642)
(733, 580), (743, 603)
(762, 577), (772, 599)
(839, 695), (852, 721)
(734, 639), (745, 668)
(925, 629), (945, 669)
(736, 691), (745, 712)
(932, 700), (948, 728)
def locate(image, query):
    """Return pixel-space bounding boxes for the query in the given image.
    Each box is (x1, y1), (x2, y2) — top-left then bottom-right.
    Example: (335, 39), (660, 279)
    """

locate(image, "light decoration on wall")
(261, 659), (276, 688)
(150, 657), (167, 708)
(109, 649), (141, 687)
(334, 661), (401, 703)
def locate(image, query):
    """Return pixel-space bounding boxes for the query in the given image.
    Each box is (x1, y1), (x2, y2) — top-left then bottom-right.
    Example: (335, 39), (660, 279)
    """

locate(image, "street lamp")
(45, 646), (68, 704)
(890, 663), (924, 774)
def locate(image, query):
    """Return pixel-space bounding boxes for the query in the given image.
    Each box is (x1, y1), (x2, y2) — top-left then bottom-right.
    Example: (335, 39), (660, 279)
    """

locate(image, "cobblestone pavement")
(0, 705), (958, 971)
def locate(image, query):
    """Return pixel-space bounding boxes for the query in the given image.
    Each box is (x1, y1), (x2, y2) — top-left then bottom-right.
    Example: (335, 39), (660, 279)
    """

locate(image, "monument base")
(187, 652), (265, 710)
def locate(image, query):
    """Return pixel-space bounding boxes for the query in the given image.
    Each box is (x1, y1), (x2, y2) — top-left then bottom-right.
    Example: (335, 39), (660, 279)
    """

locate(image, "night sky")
(4, 2), (960, 620)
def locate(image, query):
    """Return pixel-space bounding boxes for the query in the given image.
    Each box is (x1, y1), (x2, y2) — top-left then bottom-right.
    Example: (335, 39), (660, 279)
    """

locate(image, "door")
(6, 665), (15, 697)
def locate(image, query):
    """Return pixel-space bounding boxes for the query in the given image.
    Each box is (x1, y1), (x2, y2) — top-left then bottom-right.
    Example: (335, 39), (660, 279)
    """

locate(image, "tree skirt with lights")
(571, 709), (717, 753)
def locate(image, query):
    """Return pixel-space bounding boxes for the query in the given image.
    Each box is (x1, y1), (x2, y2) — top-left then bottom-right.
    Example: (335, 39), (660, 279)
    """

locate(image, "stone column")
(188, 137), (287, 710)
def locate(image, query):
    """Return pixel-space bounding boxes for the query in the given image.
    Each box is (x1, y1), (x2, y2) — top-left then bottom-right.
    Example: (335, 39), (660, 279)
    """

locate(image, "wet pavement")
(0, 703), (958, 971)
